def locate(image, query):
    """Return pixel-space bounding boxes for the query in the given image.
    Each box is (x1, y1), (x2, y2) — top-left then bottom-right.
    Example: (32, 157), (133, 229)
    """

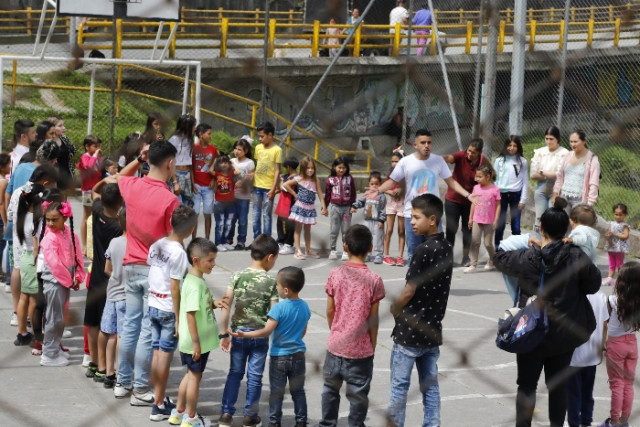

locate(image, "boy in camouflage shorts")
(218, 234), (280, 427)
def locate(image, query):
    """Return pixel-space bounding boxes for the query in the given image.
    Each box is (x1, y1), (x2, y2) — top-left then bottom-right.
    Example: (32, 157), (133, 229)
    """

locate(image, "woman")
(530, 126), (569, 235)
(48, 116), (77, 194)
(443, 138), (489, 266)
(168, 114), (197, 207)
(494, 199), (601, 427)
(552, 129), (600, 211)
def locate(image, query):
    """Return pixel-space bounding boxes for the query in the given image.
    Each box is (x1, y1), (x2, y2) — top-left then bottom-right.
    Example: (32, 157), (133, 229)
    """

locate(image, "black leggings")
(444, 200), (471, 253)
(32, 273), (46, 342)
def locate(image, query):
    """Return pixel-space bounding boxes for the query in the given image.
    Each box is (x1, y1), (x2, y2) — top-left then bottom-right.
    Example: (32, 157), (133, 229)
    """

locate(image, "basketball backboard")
(57, 0), (181, 21)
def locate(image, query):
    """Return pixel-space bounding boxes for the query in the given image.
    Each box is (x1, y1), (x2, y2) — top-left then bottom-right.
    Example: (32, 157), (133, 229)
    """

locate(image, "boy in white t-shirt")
(147, 205), (197, 421)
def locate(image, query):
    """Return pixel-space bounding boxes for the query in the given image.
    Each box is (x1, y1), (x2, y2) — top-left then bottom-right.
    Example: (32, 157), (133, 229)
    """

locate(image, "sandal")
(294, 251), (306, 260)
(307, 250), (321, 259)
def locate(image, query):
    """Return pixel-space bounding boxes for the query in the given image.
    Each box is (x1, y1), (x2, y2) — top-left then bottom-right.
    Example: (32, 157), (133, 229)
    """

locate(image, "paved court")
(0, 196), (637, 427)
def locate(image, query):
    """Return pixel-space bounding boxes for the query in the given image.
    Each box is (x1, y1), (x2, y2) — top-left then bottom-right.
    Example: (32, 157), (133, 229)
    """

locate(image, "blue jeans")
(503, 273), (520, 307)
(214, 202), (236, 246)
(117, 264), (152, 393)
(566, 365), (596, 427)
(533, 181), (552, 238)
(252, 188), (274, 238)
(269, 352), (307, 425)
(193, 183), (214, 215)
(149, 307), (178, 353)
(388, 343), (441, 427)
(228, 198), (250, 245)
(495, 190), (522, 248)
(405, 217), (426, 264)
(320, 351), (373, 427)
(221, 328), (269, 417)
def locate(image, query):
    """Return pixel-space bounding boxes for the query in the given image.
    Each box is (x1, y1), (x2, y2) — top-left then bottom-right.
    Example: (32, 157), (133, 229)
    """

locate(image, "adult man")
(252, 122), (282, 239)
(413, 4), (433, 56)
(96, 140), (181, 405)
(370, 129), (475, 262)
(10, 119), (36, 174)
(389, 0), (409, 34)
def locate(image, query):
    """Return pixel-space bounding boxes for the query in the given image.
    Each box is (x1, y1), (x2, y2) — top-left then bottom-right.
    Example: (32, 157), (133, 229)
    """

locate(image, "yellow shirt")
(253, 144), (282, 190)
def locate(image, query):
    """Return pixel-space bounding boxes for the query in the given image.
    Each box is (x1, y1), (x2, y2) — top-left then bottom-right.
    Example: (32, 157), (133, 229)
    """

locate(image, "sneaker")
(279, 244), (295, 255)
(365, 255), (372, 263)
(382, 256), (395, 266)
(93, 369), (106, 382)
(602, 277), (615, 286)
(31, 340), (43, 356)
(328, 250), (338, 260)
(40, 353), (69, 367)
(395, 257), (405, 267)
(168, 408), (185, 425)
(461, 256), (471, 267)
(4, 284), (10, 293)
(181, 413), (211, 427)
(10, 312), (18, 326)
(103, 374), (116, 389)
(268, 423), (281, 427)
(59, 349), (70, 359)
(217, 245), (228, 252)
(218, 413), (233, 426)
(26, 316), (31, 328)
(242, 415), (261, 427)
(150, 397), (176, 421)
(62, 329), (72, 338)
(14, 332), (33, 346)
(85, 363), (97, 378)
(234, 243), (245, 251)
(341, 251), (349, 261)
(130, 390), (155, 406)
(463, 265), (477, 274)
(114, 382), (132, 398)
(597, 419), (615, 427)
(224, 243), (236, 251)
(373, 255), (383, 264)
(81, 353), (92, 367)
(484, 261), (495, 271)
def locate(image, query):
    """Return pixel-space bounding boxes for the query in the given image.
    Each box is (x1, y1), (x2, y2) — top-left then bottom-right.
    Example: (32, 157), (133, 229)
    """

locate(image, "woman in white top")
(493, 135), (528, 248)
(168, 114), (197, 208)
(530, 126), (569, 235)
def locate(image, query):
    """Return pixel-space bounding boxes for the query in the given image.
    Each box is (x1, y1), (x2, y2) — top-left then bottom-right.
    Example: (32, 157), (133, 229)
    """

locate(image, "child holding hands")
(351, 171), (386, 264)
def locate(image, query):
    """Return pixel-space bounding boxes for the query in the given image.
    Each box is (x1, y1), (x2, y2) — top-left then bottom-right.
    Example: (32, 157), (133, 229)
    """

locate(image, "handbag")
(496, 260), (549, 353)
(274, 191), (293, 218)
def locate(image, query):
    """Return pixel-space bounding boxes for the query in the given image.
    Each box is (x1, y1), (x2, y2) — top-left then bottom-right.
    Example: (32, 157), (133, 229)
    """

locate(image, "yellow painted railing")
(0, 7), (69, 35)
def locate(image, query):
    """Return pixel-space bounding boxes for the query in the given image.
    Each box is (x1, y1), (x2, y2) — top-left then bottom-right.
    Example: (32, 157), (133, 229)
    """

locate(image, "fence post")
(528, 8), (533, 22)
(459, 8), (464, 24)
(498, 20), (505, 52)
(255, 8), (260, 33)
(250, 105), (257, 139)
(465, 20), (473, 53)
(312, 20), (319, 57)
(614, 17), (620, 46)
(571, 6), (575, 22)
(314, 141), (319, 160)
(529, 19), (536, 51)
(268, 19), (276, 57)
(558, 19), (565, 50)
(27, 7), (32, 36)
(354, 24), (361, 57)
(550, 7), (555, 21)
(506, 8), (511, 23)
(430, 28), (436, 55)
(11, 60), (17, 107)
(590, 5), (595, 21)
(116, 18), (123, 117)
(220, 18), (228, 58)
(169, 22), (177, 58)
(218, 7), (223, 22)
(587, 19), (594, 47)
(289, 9), (294, 28)
(392, 22), (401, 56)
(609, 5), (614, 22)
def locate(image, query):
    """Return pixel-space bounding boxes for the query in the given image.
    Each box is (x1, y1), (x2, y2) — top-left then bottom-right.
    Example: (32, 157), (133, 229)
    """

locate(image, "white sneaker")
(328, 250), (338, 260)
(10, 312), (18, 326)
(40, 353), (70, 367)
(278, 244), (295, 255)
(341, 251), (349, 261)
(4, 284), (10, 293)
(82, 353), (92, 367)
(114, 382), (132, 399)
(181, 413), (211, 427)
(463, 266), (477, 274)
(62, 329), (72, 338)
(130, 390), (155, 406)
(216, 245), (228, 252)
(224, 243), (235, 251)
(484, 262), (495, 271)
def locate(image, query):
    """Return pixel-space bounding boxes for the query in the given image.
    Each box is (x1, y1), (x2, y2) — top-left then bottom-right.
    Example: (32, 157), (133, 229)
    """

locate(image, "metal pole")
(195, 63), (201, 123)
(182, 66), (190, 116)
(401, 0), (414, 146)
(151, 22), (165, 60)
(481, 0), (498, 154)
(32, 0), (48, 56)
(280, 0), (379, 144)
(427, 0), (462, 150)
(471, 0), (485, 138)
(39, 10), (58, 59)
(110, 20), (117, 148)
(87, 63), (96, 135)
(509, 0), (526, 136)
(159, 22), (179, 63)
(260, 1), (270, 124)
(557, 0), (571, 129)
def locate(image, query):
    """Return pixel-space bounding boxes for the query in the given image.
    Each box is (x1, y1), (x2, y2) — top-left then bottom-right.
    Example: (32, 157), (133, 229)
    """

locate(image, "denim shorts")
(100, 299), (126, 335)
(193, 183), (215, 214)
(149, 306), (178, 352)
(180, 351), (210, 373)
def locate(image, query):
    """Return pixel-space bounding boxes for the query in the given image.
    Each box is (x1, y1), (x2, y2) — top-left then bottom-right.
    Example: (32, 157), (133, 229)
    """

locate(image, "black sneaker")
(85, 363), (98, 378)
(234, 243), (245, 251)
(243, 415), (261, 427)
(218, 413), (233, 426)
(93, 369), (106, 382)
(461, 256), (471, 267)
(103, 374), (116, 388)
(14, 332), (33, 346)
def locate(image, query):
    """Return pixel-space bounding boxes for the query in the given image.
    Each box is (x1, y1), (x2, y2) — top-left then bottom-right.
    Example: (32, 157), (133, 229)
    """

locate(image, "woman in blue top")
(493, 136), (529, 248)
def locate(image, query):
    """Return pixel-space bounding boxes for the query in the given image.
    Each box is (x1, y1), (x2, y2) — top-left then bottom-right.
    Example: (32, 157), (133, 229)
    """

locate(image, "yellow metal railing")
(0, 7), (69, 36)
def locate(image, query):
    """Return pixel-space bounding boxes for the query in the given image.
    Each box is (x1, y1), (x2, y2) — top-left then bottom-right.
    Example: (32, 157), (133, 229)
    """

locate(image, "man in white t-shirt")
(389, 0), (409, 34)
(10, 119), (36, 174)
(370, 129), (475, 261)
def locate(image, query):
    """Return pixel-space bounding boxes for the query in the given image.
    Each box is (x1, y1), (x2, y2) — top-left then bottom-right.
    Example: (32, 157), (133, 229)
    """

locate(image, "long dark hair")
(17, 183), (45, 245)
(172, 114), (197, 154)
(498, 135), (525, 173)
(233, 138), (253, 160)
(614, 261), (640, 331)
(142, 112), (165, 144)
(43, 201), (80, 273)
(329, 156), (350, 177)
(36, 188), (64, 243)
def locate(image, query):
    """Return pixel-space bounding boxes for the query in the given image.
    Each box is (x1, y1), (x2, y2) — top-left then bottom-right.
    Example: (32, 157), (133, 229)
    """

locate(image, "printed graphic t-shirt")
(192, 142), (218, 186)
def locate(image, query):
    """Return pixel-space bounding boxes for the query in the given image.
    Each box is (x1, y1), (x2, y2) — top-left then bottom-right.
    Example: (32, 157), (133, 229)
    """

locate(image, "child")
(169, 114), (197, 207)
(464, 165), (500, 273)
(102, 158), (118, 177)
(40, 201), (85, 366)
(282, 156), (327, 259)
(351, 171), (386, 264)
(276, 156), (299, 255)
(325, 156), (356, 261)
(141, 112), (166, 145)
(13, 182), (46, 346)
(76, 134), (103, 255)
(0, 153), (11, 284)
(252, 122), (282, 238)
(84, 183), (124, 381)
(228, 137), (255, 250)
(218, 234), (280, 427)
(169, 238), (227, 427)
(493, 136), (528, 248)
(603, 203), (630, 286)
(382, 150), (406, 266)
(321, 224), (385, 426)
(98, 207), (127, 388)
(148, 205), (197, 421)
(192, 123), (218, 240)
(228, 266), (311, 427)
(598, 261), (640, 427)
(562, 203), (600, 264)
(212, 154), (236, 252)
(567, 288), (609, 427)
(388, 194), (453, 427)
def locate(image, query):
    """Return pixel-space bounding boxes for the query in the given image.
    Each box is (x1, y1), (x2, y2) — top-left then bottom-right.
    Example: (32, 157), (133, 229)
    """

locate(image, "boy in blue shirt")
(229, 266), (311, 427)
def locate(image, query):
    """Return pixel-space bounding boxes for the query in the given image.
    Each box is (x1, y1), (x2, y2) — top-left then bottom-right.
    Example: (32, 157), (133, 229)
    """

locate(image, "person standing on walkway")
(252, 122), (282, 240)
(413, 5), (433, 56)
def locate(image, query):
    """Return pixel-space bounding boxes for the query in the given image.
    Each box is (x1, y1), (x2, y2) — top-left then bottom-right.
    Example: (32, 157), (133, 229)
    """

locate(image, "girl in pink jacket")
(40, 201), (85, 367)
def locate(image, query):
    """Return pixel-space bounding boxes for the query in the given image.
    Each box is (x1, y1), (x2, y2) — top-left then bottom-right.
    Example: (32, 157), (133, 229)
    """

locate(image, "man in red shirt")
(192, 123), (218, 239)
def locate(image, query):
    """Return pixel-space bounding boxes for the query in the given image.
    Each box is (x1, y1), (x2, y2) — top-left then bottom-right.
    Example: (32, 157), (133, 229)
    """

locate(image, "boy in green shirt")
(169, 238), (228, 427)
